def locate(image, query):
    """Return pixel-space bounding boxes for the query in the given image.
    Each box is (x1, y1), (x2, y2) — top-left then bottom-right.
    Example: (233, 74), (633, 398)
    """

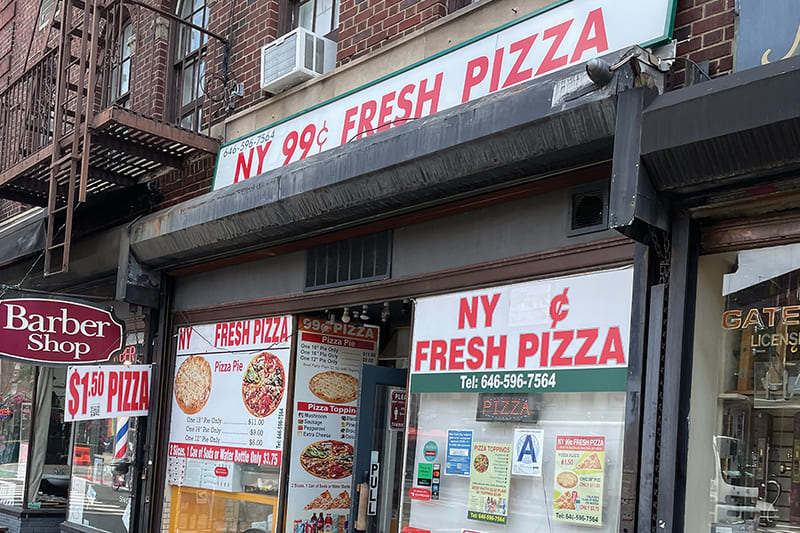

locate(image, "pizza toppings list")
(284, 318), (378, 533)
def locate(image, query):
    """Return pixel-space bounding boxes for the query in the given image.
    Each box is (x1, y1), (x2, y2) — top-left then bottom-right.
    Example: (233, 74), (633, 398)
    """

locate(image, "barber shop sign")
(0, 298), (125, 365)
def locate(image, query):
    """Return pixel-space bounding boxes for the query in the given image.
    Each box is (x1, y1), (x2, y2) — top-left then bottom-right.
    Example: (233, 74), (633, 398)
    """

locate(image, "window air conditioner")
(260, 27), (337, 94)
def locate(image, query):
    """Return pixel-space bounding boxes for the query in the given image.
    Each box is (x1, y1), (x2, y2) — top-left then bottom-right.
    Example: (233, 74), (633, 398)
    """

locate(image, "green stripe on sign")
(409, 367), (628, 393)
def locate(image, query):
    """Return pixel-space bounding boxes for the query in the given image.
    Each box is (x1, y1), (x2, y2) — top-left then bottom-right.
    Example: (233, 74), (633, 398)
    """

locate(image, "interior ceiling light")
(360, 304), (370, 321)
(341, 306), (351, 323)
(381, 301), (390, 323)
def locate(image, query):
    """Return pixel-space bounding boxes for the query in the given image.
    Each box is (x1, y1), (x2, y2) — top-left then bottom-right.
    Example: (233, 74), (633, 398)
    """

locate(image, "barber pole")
(115, 417), (129, 460)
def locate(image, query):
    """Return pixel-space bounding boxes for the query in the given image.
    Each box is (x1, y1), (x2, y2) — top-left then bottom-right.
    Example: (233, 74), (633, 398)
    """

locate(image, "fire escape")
(0, 0), (220, 275)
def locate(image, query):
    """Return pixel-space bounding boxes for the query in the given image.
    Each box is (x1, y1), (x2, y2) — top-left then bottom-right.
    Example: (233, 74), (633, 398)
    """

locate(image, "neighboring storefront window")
(686, 242), (800, 530)
(0, 361), (34, 507)
(67, 417), (137, 531)
(401, 268), (634, 532)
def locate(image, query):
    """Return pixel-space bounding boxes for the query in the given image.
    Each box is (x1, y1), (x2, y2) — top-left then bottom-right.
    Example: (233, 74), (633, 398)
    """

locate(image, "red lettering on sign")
(571, 8), (608, 63)
(536, 19), (574, 76)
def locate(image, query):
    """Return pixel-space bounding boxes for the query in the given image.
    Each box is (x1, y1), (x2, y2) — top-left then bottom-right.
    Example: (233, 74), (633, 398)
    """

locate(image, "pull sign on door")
(369, 451), (380, 516)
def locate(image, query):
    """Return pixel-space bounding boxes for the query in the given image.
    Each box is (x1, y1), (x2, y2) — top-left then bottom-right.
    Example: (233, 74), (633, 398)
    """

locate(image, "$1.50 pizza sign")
(65, 365), (151, 421)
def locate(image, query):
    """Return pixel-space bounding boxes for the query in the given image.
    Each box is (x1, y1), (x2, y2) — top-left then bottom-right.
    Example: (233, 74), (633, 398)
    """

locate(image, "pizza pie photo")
(557, 471), (578, 489)
(299, 440), (354, 479)
(308, 371), (359, 404)
(473, 453), (489, 473)
(174, 355), (212, 415)
(242, 352), (286, 418)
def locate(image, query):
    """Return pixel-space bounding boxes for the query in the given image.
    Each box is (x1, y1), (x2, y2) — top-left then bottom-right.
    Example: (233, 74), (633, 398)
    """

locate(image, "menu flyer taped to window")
(553, 435), (605, 525)
(284, 317), (379, 533)
(467, 442), (511, 525)
(167, 316), (292, 491)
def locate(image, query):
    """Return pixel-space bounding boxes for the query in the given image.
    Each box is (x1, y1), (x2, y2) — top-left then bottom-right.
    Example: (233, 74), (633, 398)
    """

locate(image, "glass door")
(350, 365), (408, 533)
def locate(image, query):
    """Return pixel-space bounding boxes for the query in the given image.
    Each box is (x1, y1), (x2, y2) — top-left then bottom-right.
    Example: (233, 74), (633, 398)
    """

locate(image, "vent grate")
(305, 230), (392, 290)
(568, 184), (608, 236)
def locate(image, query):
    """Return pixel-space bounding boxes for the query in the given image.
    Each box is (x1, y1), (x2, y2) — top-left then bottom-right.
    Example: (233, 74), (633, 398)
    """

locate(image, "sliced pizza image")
(330, 491), (351, 509)
(554, 491), (576, 510)
(576, 452), (602, 471)
(304, 490), (333, 510)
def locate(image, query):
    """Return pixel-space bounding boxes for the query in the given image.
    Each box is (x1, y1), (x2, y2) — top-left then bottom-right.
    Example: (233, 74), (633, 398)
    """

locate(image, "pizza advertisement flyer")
(284, 316), (379, 533)
(166, 315), (292, 491)
(553, 435), (605, 526)
(466, 442), (511, 525)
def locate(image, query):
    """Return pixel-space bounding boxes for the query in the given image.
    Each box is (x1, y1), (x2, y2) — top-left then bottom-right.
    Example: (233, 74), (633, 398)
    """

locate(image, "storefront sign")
(512, 428), (543, 477)
(446, 430), (473, 476)
(410, 268), (633, 394)
(467, 442), (511, 525)
(65, 364), (151, 421)
(552, 435), (605, 525)
(0, 298), (125, 365)
(284, 317), (378, 532)
(167, 315), (292, 492)
(213, 0), (676, 190)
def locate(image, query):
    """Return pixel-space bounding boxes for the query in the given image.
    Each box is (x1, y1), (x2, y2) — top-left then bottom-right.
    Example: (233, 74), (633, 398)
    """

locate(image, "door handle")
(355, 482), (369, 531)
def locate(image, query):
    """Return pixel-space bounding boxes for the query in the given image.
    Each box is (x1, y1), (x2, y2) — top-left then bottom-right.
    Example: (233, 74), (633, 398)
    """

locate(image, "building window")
(110, 22), (133, 107)
(296, 0), (338, 38)
(37, 0), (57, 30)
(174, 0), (208, 131)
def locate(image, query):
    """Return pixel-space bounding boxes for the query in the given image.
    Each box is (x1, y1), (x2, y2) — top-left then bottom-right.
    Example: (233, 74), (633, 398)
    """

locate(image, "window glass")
(0, 362), (34, 507)
(174, 0), (207, 132)
(67, 418), (137, 531)
(29, 366), (69, 509)
(686, 243), (800, 530)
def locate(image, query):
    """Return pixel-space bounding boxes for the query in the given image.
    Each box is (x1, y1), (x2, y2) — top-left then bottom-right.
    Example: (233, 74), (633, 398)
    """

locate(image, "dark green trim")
(409, 367), (628, 393)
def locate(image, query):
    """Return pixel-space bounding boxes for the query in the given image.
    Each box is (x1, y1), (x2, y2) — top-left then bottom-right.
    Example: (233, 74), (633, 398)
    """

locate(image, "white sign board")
(167, 316), (292, 482)
(409, 267), (634, 393)
(213, 0), (676, 190)
(65, 365), (151, 421)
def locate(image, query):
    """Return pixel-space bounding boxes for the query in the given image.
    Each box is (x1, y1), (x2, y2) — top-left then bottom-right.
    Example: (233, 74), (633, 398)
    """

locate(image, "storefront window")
(163, 316), (292, 533)
(401, 268), (634, 532)
(687, 242), (800, 530)
(67, 417), (137, 531)
(0, 361), (34, 507)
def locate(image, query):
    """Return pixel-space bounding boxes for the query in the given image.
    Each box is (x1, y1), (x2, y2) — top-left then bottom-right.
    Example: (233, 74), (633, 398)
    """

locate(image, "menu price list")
(285, 318), (379, 533)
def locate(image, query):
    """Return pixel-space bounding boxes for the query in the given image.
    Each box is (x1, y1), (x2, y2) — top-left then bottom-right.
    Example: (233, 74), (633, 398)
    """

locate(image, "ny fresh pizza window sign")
(409, 267), (633, 394)
(167, 315), (292, 489)
(400, 268), (633, 533)
(213, 0), (676, 189)
(0, 298), (125, 365)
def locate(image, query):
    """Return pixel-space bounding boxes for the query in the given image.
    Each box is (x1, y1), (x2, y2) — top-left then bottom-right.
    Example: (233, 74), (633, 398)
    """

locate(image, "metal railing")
(0, 49), (58, 173)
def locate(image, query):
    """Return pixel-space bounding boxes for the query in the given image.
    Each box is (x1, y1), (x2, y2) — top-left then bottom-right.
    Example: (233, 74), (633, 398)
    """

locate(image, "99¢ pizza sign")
(214, 0), (676, 189)
(65, 365), (151, 421)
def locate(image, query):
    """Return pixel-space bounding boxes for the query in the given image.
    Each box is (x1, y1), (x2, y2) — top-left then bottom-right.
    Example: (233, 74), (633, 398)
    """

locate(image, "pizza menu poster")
(552, 435), (605, 525)
(284, 317), (378, 533)
(466, 442), (511, 525)
(167, 315), (292, 489)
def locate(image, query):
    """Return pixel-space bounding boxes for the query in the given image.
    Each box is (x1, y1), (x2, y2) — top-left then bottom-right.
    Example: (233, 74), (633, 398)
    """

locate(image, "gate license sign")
(65, 365), (151, 421)
(0, 298), (125, 365)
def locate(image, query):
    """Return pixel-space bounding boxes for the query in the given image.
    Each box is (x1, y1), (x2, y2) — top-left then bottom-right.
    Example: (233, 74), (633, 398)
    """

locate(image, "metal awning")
(129, 56), (635, 269)
(640, 54), (800, 196)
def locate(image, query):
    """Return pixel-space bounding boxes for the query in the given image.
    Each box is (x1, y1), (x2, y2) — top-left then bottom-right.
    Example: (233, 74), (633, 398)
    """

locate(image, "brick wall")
(337, 0), (447, 65)
(672, 0), (735, 87)
(151, 153), (216, 210)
